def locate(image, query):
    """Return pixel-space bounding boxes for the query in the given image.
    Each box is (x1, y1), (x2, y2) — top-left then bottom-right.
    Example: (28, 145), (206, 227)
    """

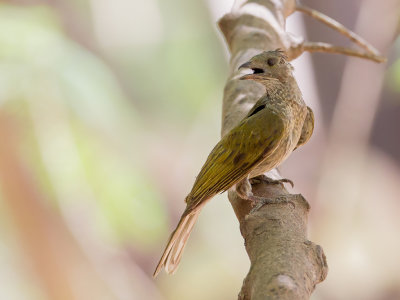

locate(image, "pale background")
(0, 0), (399, 299)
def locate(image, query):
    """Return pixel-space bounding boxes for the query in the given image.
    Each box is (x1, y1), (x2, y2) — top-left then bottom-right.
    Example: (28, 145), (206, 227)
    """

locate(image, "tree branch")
(293, 5), (386, 63)
(290, 41), (386, 63)
(218, 1), (328, 299)
(295, 4), (380, 56)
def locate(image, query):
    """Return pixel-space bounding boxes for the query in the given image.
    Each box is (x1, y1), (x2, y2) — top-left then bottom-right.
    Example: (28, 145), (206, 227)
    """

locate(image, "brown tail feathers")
(153, 210), (200, 277)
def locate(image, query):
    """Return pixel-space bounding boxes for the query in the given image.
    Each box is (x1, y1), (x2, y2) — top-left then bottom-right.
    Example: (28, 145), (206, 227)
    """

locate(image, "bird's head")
(239, 49), (293, 83)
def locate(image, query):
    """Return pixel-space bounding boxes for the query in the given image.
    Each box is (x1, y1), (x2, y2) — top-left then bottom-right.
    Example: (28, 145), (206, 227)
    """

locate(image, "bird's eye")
(267, 58), (277, 66)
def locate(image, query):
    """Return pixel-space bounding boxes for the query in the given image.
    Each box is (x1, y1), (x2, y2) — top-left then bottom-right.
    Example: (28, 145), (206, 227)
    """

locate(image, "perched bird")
(153, 49), (314, 277)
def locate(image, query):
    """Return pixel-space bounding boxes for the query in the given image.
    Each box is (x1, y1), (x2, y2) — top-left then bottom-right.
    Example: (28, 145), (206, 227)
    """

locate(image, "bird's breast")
(248, 106), (306, 178)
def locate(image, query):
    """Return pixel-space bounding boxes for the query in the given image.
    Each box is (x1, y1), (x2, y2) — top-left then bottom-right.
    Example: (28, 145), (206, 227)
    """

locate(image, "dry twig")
(293, 4), (386, 63)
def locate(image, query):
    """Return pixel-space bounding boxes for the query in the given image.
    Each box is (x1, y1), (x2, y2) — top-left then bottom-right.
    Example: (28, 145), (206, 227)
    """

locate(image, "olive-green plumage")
(153, 50), (314, 277)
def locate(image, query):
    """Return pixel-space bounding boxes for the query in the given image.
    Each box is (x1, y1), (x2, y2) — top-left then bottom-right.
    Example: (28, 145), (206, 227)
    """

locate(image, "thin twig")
(298, 42), (386, 63)
(296, 4), (381, 57)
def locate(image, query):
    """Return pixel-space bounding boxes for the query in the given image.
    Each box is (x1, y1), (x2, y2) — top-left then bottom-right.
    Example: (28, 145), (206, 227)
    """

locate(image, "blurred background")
(0, 0), (399, 299)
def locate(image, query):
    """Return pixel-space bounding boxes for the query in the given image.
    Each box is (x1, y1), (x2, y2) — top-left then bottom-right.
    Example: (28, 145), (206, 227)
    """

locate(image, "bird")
(153, 49), (314, 277)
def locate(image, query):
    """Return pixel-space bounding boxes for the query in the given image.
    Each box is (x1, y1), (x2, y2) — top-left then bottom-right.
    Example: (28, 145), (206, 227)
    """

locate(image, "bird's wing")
(295, 106), (314, 150)
(185, 106), (286, 212)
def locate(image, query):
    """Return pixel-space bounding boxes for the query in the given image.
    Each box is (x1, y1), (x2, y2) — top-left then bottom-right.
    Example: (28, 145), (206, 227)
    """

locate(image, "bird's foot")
(236, 178), (295, 213)
(250, 175), (294, 188)
(248, 195), (295, 214)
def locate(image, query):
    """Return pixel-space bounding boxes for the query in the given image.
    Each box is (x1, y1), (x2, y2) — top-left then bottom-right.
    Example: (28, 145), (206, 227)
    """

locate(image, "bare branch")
(216, 1), (383, 298)
(218, 1), (328, 299)
(296, 4), (381, 56)
(290, 41), (386, 63)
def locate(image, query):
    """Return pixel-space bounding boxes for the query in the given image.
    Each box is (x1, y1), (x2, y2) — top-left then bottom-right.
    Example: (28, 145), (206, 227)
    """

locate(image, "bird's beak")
(239, 61), (252, 69)
(238, 61), (264, 81)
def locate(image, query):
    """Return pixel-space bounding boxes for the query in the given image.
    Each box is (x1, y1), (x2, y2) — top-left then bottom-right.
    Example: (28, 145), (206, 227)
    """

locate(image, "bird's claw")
(276, 178), (294, 188)
(251, 175), (294, 188)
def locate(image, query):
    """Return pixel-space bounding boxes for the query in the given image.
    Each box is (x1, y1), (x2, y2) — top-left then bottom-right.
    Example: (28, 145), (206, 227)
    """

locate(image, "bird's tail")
(153, 210), (200, 277)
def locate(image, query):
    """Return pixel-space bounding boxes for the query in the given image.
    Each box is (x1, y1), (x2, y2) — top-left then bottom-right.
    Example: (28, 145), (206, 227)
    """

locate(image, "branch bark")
(218, 1), (328, 299)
